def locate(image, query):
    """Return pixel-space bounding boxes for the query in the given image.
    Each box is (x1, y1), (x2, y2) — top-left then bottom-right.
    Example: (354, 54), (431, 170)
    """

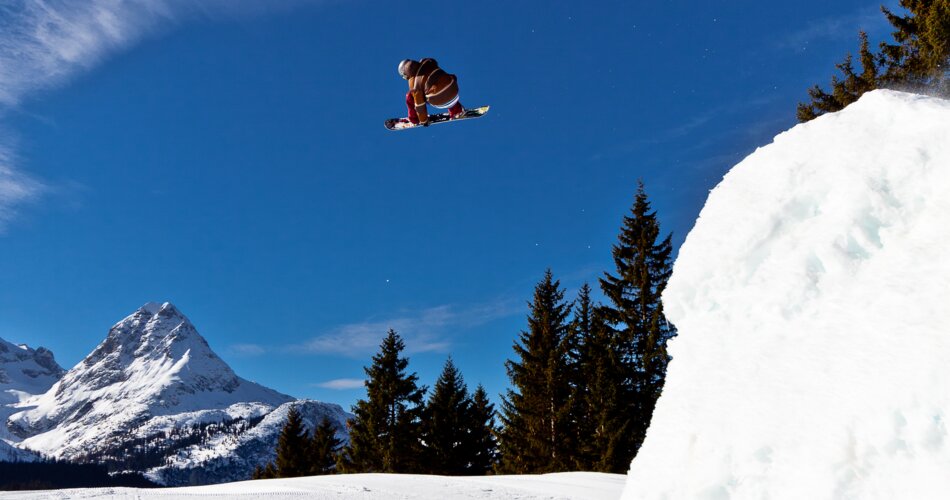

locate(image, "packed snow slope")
(0, 472), (625, 500)
(623, 90), (950, 500)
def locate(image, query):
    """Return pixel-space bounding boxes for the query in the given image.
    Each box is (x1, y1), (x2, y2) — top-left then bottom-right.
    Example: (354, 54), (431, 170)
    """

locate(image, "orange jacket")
(408, 58), (459, 123)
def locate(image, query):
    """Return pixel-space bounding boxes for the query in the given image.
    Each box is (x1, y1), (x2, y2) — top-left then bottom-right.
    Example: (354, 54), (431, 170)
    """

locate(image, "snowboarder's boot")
(448, 102), (465, 119)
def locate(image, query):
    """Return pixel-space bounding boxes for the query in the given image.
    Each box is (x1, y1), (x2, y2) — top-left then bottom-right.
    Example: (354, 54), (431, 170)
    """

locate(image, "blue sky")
(0, 0), (898, 407)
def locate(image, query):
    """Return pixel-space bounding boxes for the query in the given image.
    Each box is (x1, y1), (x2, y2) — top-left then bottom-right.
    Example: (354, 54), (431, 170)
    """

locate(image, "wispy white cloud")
(313, 378), (365, 390)
(298, 299), (522, 358)
(776, 2), (897, 52)
(0, 1), (166, 107)
(0, 145), (43, 232)
(0, 0), (320, 230)
(592, 93), (782, 164)
(227, 343), (268, 356)
(0, 0), (322, 106)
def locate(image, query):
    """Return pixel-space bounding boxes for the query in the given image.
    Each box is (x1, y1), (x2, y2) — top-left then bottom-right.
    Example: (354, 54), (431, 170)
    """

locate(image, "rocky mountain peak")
(8, 302), (291, 454)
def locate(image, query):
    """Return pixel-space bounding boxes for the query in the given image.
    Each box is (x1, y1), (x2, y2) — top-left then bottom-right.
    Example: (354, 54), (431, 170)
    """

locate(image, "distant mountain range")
(1, 302), (351, 485)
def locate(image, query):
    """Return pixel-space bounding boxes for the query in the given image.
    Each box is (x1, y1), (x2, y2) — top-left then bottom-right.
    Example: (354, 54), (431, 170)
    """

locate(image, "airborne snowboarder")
(399, 58), (464, 125)
(385, 58), (489, 131)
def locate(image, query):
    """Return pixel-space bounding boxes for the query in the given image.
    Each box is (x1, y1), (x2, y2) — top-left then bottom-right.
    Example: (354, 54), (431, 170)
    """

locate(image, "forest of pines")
(254, 181), (675, 478)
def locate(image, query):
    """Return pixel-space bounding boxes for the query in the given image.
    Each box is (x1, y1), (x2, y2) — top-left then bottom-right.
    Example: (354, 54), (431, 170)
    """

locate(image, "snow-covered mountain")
(0, 338), (64, 399)
(623, 90), (950, 499)
(5, 302), (350, 485)
(152, 399), (350, 485)
(0, 337), (64, 461)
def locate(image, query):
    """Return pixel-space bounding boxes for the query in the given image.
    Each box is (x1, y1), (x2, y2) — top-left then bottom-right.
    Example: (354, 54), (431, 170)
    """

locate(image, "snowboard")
(384, 105), (489, 131)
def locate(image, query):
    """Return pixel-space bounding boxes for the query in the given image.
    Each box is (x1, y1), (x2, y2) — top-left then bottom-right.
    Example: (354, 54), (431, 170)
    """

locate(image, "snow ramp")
(623, 90), (950, 500)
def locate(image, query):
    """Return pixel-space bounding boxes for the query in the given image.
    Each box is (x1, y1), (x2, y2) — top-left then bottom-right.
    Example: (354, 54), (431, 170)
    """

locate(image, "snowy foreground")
(0, 472), (624, 500)
(623, 90), (950, 499)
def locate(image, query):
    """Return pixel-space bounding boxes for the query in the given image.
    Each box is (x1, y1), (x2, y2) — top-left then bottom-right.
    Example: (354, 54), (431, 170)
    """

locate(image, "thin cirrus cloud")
(312, 378), (365, 390)
(223, 299), (522, 359)
(0, 0), (319, 231)
(0, 1), (176, 230)
(0, 149), (43, 231)
(775, 1), (897, 52)
(298, 299), (522, 358)
(227, 343), (268, 356)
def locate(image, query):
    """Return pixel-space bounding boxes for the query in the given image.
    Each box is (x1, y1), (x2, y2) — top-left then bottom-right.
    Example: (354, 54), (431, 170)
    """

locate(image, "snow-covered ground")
(623, 90), (950, 499)
(0, 472), (625, 500)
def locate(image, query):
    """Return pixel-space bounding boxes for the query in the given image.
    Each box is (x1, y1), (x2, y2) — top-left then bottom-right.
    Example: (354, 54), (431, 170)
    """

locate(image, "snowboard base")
(384, 106), (489, 131)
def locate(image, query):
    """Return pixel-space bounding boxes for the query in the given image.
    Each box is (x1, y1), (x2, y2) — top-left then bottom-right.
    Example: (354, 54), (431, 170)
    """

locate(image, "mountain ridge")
(3, 302), (351, 485)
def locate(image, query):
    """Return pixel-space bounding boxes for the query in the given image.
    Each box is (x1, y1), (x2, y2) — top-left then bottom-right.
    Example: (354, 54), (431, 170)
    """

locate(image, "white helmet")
(398, 59), (417, 80)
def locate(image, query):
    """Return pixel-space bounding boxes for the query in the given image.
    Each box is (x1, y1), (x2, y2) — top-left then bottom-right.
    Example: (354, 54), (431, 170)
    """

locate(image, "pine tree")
(797, 32), (880, 121)
(275, 405), (310, 478)
(583, 307), (628, 473)
(566, 283), (596, 470)
(264, 462), (277, 479)
(309, 417), (343, 475)
(798, 2), (950, 121)
(497, 269), (575, 473)
(422, 357), (472, 475)
(564, 283), (628, 472)
(339, 329), (426, 473)
(599, 181), (676, 471)
(251, 464), (265, 480)
(465, 385), (499, 475)
(880, 0), (950, 89)
(253, 462), (278, 479)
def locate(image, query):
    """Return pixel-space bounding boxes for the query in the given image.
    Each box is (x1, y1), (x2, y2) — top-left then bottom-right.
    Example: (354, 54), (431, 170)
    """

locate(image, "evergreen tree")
(253, 462), (277, 479)
(880, 0), (950, 89)
(497, 269), (575, 473)
(599, 181), (676, 471)
(275, 405), (310, 478)
(339, 329), (427, 473)
(251, 464), (265, 480)
(564, 283), (628, 472)
(422, 357), (472, 475)
(566, 283), (596, 470)
(309, 417), (343, 475)
(465, 385), (499, 475)
(799, 2), (950, 121)
(582, 307), (629, 472)
(797, 32), (880, 121)
(264, 462), (277, 479)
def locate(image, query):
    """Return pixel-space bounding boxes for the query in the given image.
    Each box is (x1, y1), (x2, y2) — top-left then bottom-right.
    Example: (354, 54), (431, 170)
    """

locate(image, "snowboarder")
(398, 58), (465, 126)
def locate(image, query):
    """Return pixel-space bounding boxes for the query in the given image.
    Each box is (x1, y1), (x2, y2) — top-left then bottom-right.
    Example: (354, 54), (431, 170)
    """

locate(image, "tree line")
(255, 181), (675, 477)
(496, 182), (675, 473)
(254, 340), (497, 478)
(798, 0), (950, 121)
(0, 460), (156, 490)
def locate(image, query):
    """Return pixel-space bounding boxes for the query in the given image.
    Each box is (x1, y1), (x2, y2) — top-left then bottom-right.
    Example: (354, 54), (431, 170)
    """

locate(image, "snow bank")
(0, 472), (625, 500)
(623, 90), (950, 500)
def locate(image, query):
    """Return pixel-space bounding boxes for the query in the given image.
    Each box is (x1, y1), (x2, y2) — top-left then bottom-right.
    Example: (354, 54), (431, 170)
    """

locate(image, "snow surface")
(623, 90), (950, 499)
(0, 472), (625, 500)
